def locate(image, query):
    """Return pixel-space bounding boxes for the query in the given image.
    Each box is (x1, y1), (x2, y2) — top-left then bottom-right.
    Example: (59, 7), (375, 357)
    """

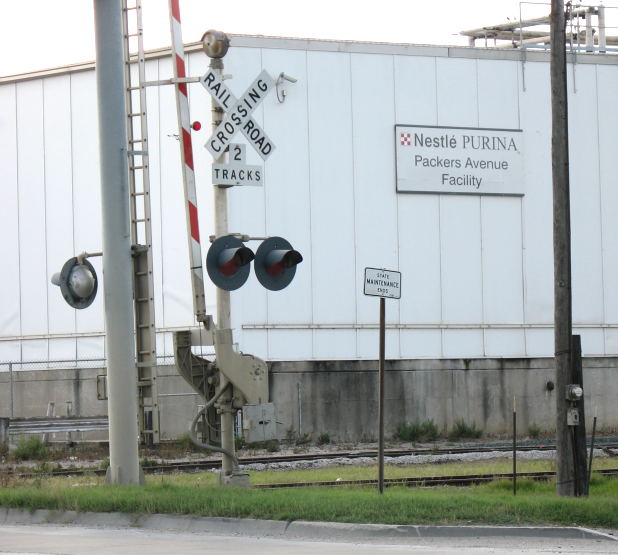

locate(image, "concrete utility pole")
(550, 0), (587, 497)
(93, 0), (142, 485)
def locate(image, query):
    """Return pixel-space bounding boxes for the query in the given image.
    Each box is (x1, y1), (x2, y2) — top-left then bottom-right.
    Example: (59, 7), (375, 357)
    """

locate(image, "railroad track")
(140, 442), (617, 474)
(6, 442), (617, 479)
(255, 468), (618, 489)
(8, 464), (618, 489)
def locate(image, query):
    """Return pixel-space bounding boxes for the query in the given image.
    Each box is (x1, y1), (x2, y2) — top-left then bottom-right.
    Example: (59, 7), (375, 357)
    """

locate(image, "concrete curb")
(0, 508), (616, 543)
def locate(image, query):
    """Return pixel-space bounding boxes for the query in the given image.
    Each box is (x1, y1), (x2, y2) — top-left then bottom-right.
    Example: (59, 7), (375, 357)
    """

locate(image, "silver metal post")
(297, 382), (302, 434)
(585, 9), (594, 52)
(93, 0), (142, 485)
(378, 297), (385, 494)
(209, 57), (236, 479)
(598, 6), (606, 53)
(9, 362), (14, 418)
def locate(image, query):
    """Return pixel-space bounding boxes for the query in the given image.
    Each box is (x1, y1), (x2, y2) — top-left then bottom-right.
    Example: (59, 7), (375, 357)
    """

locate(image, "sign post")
(364, 267), (401, 494)
(200, 47), (277, 484)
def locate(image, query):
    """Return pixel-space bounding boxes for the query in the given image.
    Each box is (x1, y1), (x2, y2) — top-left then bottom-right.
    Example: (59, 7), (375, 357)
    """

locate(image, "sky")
(0, 0), (571, 77)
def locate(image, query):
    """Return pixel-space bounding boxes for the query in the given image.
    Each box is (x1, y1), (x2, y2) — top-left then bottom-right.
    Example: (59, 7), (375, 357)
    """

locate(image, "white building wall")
(1, 38), (618, 364)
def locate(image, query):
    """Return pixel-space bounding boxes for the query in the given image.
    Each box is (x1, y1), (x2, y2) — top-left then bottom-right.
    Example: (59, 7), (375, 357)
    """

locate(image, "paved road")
(0, 524), (617, 555)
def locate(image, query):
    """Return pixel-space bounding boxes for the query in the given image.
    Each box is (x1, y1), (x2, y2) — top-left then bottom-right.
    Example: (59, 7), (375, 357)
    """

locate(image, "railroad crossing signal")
(51, 256), (98, 309)
(254, 237), (303, 291)
(201, 69), (276, 160)
(206, 235), (303, 292)
(206, 235), (255, 291)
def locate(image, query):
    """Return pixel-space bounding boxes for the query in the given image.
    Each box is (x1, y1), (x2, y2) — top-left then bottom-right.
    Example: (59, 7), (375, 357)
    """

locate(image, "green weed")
(13, 437), (48, 461)
(140, 457), (158, 468)
(317, 433), (331, 446)
(265, 439), (280, 453)
(174, 433), (196, 451)
(527, 423), (541, 439)
(448, 419), (482, 440)
(235, 435), (246, 451)
(395, 420), (440, 442)
(295, 433), (311, 446)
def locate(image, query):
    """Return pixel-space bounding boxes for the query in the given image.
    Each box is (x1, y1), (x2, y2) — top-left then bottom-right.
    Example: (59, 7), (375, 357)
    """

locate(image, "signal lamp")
(51, 257), (98, 309)
(201, 30), (230, 59)
(206, 235), (255, 291)
(254, 237), (303, 291)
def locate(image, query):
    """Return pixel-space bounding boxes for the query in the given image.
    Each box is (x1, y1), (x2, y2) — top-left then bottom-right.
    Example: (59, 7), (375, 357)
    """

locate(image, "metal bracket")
(214, 329), (268, 405)
(208, 233), (269, 243)
(275, 72), (298, 103)
(190, 325), (215, 347)
(76, 251), (103, 264)
(142, 77), (201, 88)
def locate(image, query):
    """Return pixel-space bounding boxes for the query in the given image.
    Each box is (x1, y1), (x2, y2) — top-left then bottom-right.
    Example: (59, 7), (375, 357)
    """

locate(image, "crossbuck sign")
(201, 69), (276, 161)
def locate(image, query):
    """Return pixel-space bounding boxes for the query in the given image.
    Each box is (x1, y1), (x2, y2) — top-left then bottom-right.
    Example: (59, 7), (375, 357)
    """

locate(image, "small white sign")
(364, 268), (401, 299)
(396, 124), (524, 196)
(211, 143), (263, 186)
(212, 163), (263, 186)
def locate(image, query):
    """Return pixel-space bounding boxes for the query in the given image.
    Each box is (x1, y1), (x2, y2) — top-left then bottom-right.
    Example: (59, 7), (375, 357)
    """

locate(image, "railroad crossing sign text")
(202, 69), (276, 160)
(211, 143), (262, 186)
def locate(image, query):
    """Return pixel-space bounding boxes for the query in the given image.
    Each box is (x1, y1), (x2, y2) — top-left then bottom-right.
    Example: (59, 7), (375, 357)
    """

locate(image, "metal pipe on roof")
(461, 5), (599, 44)
(461, 7), (592, 38)
(586, 9), (594, 52)
(598, 5), (607, 52)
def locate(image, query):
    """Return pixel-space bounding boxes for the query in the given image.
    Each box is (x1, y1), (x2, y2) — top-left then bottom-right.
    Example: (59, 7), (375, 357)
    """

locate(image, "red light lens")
(192, 121), (202, 131)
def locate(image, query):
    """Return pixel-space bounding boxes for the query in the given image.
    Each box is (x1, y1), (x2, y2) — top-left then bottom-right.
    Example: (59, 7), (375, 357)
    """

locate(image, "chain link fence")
(0, 356), (177, 419)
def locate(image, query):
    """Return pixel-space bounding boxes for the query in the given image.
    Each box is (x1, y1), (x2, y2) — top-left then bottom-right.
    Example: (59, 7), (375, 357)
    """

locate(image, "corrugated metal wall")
(2, 39), (618, 363)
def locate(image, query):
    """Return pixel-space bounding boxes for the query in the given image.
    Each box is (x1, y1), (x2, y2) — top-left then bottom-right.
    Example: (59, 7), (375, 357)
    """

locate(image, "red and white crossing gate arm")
(168, 0), (207, 322)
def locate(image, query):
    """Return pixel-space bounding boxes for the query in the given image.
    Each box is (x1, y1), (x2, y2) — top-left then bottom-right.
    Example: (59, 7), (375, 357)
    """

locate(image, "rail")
(7, 416), (109, 436)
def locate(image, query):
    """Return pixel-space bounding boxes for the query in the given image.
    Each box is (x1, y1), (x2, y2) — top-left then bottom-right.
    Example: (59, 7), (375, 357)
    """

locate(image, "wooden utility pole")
(550, 0), (580, 497)
(550, 0), (572, 496)
(571, 336), (588, 496)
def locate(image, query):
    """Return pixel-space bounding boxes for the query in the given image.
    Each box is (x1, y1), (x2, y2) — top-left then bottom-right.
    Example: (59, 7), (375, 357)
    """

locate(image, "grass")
(13, 437), (48, 461)
(3, 443), (618, 529)
(317, 433), (331, 446)
(448, 419), (483, 440)
(0, 474), (617, 528)
(528, 423), (541, 439)
(394, 420), (440, 442)
(244, 458), (616, 485)
(6, 456), (617, 489)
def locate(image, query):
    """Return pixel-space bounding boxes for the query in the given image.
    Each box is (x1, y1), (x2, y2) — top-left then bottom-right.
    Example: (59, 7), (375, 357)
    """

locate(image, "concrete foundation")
(0, 357), (616, 443)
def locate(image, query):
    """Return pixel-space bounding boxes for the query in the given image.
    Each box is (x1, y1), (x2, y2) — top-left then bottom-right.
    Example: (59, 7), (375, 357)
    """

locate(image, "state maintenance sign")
(364, 268), (401, 299)
(395, 124), (524, 196)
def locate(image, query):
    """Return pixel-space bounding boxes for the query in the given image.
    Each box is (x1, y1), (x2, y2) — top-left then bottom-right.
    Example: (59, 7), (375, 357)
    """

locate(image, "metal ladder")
(121, 0), (159, 445)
